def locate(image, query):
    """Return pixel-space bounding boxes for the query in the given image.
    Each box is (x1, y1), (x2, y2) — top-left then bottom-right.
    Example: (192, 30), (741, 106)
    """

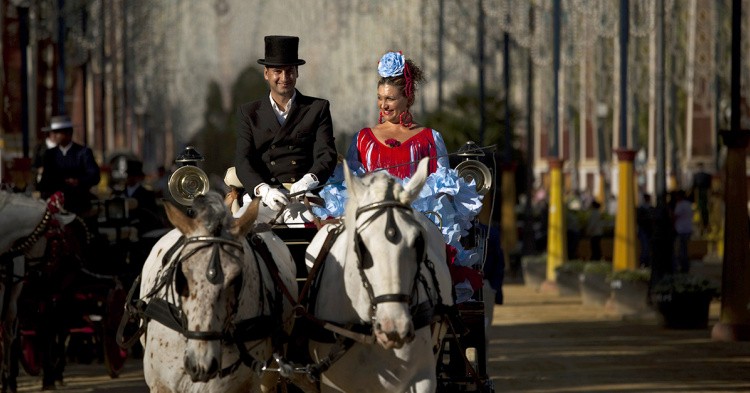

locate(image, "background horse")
(304, 158), (453, 393)
(138, 192), (297, 393)
(1, 191), (95, 391)
(0, 191), (48, 392)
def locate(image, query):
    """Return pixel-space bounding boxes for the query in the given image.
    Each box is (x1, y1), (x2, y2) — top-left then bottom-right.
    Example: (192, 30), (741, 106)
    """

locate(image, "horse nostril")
(208, 358), (219, 376)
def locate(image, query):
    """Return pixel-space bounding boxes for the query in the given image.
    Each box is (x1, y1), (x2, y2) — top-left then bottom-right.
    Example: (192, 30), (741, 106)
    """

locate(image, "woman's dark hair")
(377, 59), (425, 105)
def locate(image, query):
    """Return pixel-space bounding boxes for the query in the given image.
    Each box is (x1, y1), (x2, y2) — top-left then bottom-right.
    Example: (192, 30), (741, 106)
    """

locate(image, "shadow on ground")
(488, 284), (750, 392)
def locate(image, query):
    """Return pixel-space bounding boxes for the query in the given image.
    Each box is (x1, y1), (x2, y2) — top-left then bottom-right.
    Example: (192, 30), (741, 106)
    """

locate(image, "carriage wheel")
(103, 286), (128, 378)
(18, 332), (41, 377)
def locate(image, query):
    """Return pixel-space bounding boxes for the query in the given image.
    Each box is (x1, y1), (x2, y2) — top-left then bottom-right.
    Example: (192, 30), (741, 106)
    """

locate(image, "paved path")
(488, 283), (750, 392)
(13, 282), (750, 392)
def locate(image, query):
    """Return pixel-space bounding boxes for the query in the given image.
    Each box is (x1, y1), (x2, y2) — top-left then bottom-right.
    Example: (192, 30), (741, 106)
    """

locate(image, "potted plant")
(555, 260), (586, 297)
(579, 261), (612, 307)
(652, 274), (720, 329)
(521, 253), (547, 291)
(606, 268), (651, 316)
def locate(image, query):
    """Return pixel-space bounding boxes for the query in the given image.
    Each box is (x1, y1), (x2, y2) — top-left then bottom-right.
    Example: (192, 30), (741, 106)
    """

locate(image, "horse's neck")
(313, 228), (371, 324)
(0, 193), (47, 254)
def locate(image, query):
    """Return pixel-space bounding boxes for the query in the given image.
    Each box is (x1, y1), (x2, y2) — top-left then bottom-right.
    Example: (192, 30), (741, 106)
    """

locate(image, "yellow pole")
(546, 158), (567, 285)
(613, 150), (637, 272)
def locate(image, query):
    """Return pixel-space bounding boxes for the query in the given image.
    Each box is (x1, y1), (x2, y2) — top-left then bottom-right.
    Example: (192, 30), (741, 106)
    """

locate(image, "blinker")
(206, 243), (224, 284)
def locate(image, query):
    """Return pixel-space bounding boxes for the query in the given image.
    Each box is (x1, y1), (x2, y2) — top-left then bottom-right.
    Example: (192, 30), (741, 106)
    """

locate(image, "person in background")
(150, 165), (170, 199)
(32, 131), (58, 187)
(637, 193), (655, 268)
(691, 162), (712, 234)
(123, 160), (162, 233)
(37, 115), (100, 215)
(586, 200), (604, 261)
(672, 190), (693, 273)
(234, 35), (337, 222)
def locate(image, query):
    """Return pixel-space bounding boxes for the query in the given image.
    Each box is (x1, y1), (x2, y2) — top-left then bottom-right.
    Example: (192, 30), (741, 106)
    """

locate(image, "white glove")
(256, 183), (289, 211)
(290, 173), (319, 194)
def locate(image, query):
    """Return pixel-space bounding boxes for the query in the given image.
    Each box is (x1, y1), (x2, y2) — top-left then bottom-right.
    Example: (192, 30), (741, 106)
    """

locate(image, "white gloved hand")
(290, 173), (319, 194)
(256, 183), (289, 211)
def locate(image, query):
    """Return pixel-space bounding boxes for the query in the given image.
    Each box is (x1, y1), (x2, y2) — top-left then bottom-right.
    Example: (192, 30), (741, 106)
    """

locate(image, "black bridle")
(352, 197), (428, 323)
(170, 235), (244, 341)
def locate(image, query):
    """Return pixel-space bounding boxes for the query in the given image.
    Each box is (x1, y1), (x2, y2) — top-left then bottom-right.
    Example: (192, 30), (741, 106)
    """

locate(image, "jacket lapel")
(273, 90), (307, 144)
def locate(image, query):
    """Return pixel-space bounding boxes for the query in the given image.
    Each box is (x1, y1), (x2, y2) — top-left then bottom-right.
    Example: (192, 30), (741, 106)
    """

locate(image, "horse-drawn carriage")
(0, 183), (171, 391)
(121, 144), (498, 392)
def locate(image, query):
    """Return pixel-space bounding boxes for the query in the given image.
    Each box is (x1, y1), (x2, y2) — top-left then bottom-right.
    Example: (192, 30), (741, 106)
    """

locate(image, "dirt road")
(14, 282), (750, 392)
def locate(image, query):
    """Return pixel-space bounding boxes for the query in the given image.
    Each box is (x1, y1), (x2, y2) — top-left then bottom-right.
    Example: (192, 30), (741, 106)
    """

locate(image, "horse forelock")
(192, 191), (232, 236)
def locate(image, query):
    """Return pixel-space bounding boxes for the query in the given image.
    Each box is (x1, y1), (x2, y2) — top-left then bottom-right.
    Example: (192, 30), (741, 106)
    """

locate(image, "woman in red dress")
(345, 52), (449, 178)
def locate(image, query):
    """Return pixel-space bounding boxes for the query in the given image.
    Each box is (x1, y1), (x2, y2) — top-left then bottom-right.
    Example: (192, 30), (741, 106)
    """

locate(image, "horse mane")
(191, 191), (231, 236)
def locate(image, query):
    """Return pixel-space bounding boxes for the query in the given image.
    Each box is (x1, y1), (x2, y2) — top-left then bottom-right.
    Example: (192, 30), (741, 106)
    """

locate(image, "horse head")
(343, 157), (431, 350)
(163, 191), (260, 383)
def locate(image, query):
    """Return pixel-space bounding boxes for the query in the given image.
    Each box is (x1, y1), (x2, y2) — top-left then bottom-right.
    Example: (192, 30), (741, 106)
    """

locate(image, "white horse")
(138, 192), (297, 393)
(303, 158), (453, 393)
(0, 191), (60, 392)
(0, 191), (48, 255)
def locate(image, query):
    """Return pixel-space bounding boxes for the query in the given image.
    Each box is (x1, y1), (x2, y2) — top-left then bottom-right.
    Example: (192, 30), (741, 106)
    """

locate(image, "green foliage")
(555, 260), (587, 274)
(608, 268), (651, 283)
(653, 274), (720, 298)
(521, 253), (547, 266)
(582, 261), (612, 275)
(422, 85), (518, 155)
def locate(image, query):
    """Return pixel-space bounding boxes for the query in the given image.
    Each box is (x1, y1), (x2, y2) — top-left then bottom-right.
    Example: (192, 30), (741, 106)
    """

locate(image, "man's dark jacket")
(38, 142), (101, 214)
(234, 90), (337, 193)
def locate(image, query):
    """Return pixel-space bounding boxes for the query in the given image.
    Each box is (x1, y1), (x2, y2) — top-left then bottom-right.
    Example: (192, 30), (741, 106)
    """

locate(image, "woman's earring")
(399, 111), (413, 127)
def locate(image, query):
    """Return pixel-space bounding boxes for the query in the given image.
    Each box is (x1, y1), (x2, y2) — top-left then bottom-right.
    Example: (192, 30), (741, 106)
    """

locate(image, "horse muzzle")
(374, 304), (415, 349)
(184, 348), (220, 382)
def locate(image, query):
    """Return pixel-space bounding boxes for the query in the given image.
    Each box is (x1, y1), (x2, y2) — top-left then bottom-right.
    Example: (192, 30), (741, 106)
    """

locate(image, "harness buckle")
(293, 304), (307, 318)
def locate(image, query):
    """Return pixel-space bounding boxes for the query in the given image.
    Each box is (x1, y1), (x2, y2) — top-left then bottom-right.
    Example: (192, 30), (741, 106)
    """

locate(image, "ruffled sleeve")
(345, 131), (366, 175)
(432, 129), (450, 169)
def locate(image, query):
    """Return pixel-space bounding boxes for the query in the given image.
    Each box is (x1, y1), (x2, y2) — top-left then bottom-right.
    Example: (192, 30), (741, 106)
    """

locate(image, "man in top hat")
(234, 35), (337, 218)
(123, 159), (162, 233)
(37, 115), (101, 215)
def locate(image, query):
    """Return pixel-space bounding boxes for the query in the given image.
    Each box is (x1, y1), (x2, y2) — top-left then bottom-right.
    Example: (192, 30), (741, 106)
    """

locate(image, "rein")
(7, 210), (52, 255)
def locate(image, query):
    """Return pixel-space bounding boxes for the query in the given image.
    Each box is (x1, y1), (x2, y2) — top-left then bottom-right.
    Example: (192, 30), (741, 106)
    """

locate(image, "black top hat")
(42, 115), (74, 132)
(126, 160), (146, 178)
(257, 36), (306, 67)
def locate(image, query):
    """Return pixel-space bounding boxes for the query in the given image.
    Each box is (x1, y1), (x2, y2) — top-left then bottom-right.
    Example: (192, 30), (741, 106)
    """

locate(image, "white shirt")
(59, 142), (72, 156)
(269, 91), (296, 125)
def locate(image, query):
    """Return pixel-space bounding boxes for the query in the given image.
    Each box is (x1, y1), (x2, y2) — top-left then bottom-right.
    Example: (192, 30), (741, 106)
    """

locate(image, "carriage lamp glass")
(105, 197), (128, 221)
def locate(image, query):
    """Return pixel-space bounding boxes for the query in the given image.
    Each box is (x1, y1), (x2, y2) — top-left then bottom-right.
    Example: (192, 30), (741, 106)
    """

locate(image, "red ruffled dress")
(349, 127), (442, 179)
(346, 127), (483, 293)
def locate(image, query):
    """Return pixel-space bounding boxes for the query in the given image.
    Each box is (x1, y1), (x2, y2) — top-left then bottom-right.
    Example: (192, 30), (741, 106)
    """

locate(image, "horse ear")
(343, 160), (360, 199)
(164, 201), (199, 234)
(231, 197), (260, 237)
(399, 157), (430, 204)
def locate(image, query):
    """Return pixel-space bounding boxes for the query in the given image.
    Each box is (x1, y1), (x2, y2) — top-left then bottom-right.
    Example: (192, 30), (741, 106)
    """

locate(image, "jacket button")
(270, 161), (276, 165)
(270, 144), (276, 149)
(288, 145), (293, 150)
(290, 177), (296, 182)
(270, 177), (276, 182)
(291, 160), (297, 165)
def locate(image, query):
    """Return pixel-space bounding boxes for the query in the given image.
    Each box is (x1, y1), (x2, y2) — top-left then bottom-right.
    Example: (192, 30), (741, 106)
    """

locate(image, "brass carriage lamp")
(168, 146), (210, 217)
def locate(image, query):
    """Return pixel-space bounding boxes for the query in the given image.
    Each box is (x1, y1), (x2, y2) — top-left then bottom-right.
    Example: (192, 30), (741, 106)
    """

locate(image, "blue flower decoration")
(378, 52), (405, 78)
